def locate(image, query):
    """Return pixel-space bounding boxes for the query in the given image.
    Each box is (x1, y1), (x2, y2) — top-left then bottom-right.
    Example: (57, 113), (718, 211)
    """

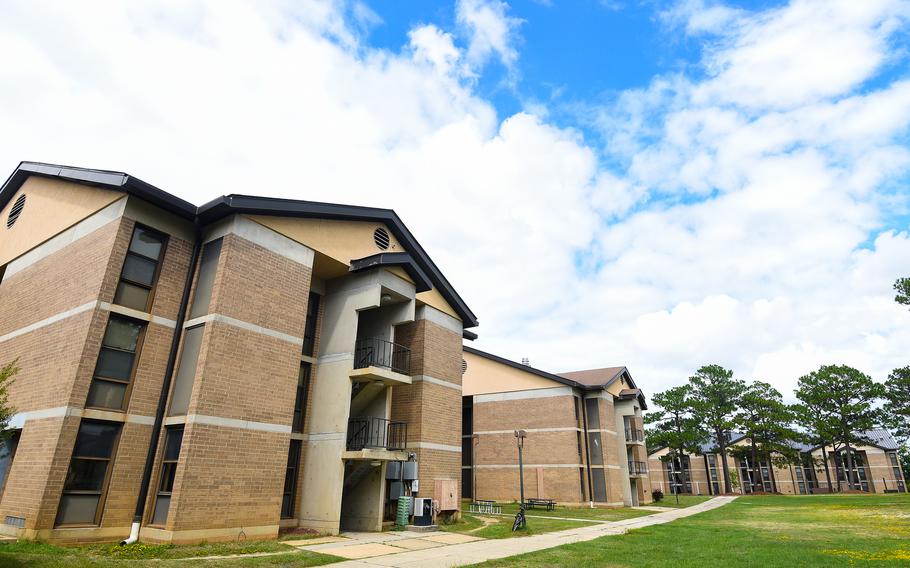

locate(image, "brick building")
(0, 162), (477, 543)
(648, 429), (907, 496)
(461, 347), (652, 507)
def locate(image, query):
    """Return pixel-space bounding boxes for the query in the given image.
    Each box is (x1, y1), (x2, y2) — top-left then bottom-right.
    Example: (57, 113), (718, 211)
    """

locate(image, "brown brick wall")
(168, 423), (287, 531)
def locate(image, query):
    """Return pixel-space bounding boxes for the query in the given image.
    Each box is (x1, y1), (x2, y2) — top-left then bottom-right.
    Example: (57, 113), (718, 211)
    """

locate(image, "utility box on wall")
(402, 461), (418, 480)
(435, 479), (458, 511)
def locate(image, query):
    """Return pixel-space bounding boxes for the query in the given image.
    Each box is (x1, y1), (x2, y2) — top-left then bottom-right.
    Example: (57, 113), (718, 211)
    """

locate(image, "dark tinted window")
(56, 421), (121, 526)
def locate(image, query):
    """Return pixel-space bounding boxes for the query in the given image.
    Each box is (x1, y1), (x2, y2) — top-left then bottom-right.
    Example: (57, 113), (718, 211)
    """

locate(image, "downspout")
(122, 221), (202, 545)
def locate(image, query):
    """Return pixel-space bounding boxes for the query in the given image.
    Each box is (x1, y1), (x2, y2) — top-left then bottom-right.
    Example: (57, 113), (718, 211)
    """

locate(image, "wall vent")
(373, 227), (390, 250)
(462, 359), (467, 374)
(4, 515), (25, 528)
(6, 194), (26, 229)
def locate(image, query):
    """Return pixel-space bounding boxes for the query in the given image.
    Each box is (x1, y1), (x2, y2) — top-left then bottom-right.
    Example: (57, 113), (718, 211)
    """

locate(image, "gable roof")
(559, 367), (628, 388)
(464, 346), (647, 408)
(1, 161), (477, 328)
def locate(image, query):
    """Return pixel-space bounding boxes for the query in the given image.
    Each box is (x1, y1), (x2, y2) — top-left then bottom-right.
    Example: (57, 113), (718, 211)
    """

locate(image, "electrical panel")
(402, 461), (418, 480)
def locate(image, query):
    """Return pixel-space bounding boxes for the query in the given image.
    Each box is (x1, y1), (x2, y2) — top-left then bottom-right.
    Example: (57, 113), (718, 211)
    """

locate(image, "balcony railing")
(354, 337), (410, 376)
(346, 416), (408, 451)
(625, 428), (644, 443)
(628, 460), (648, 475)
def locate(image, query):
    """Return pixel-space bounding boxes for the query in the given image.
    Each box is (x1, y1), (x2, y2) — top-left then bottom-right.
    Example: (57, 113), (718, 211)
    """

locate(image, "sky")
(1, 0), (909, 402)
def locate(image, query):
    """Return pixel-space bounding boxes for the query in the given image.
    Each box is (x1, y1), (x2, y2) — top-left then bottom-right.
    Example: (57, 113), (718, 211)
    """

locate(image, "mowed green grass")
(442, 513), (596, 539)
(472, 494), (910, 567)
(464, 502), (653, 521)
(649, 494), (711, 508)
(0, 539), (342, 567)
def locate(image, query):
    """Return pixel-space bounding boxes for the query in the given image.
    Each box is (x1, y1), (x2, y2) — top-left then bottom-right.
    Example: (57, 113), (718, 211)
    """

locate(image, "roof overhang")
(349, 252), (432, 293)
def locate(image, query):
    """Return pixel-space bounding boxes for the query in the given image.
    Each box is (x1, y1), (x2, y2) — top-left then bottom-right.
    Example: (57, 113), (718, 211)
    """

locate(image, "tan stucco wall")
(248, 215), (462, 323)
(0, 176), (123, 266)
(463, 351), (563, 396)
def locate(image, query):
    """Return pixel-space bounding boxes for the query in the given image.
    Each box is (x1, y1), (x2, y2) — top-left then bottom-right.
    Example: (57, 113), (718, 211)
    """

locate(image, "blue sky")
(1, 0), (908, 397)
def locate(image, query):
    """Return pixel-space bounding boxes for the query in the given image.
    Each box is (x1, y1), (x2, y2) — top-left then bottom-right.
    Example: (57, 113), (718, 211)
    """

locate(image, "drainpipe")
(122, 221), (202, 545)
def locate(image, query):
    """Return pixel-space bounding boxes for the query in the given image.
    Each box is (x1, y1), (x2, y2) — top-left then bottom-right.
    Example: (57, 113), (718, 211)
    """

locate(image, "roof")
(558, 367), (626, 388)
(856, 429), (899, 451)
(1, 161), (477, 328)
(463, 347), (647, 408)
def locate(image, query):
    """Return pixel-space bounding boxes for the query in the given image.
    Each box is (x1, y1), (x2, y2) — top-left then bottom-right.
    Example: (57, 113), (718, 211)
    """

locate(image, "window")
(0, 430), (20, 497)
(462, 397), (473, 436)
(891, 453), (906, 492)
(590, 468), (607, 502)
(86, 316), (145, 411)
(707, 454), (720, 494)
(292, 364), (311, 433)
(302, 292), (321, 356)
(189, 238), (222, 319)
(168, 325), (204, 416)
(573, 396), (580, 425)
(576, 431), (583, 458)
(114, 225), (167, 312)
(151, 427), (184, 526)
(282, 440), (301, 519)
(56, 421), (121, 526)
(578, 468), (586, 500)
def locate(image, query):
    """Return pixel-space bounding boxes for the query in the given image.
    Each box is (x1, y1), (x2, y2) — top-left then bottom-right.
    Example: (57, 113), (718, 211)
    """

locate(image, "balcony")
(628, 460), (648, 476)
(624, 428), (644, 444)
(346, 416), (408, 451)
(350, 338), (412, 385)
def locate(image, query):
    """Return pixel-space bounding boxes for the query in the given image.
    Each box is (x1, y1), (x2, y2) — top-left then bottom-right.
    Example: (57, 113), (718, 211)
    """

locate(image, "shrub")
(652, 489), (664, 502)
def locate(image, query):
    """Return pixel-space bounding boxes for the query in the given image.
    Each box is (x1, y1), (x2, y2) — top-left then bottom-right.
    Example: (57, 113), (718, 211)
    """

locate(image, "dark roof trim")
(1, 161), (197, 220)
(1, 162), (477, 327)
(196, 194), (478, 327)
(463, 329), (478, 341)
(349, 252), (432, 293)
(464, 346), (585, 389)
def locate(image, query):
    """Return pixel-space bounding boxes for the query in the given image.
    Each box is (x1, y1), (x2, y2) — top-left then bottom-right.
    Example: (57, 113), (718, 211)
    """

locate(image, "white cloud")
(455, 0), (522, 75)
(0, 0), (907, 404)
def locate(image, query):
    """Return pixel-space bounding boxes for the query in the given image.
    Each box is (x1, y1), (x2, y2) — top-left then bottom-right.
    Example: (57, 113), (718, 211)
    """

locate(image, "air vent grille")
(6, 194), (26, 229)
(462, 359), (467, 374)
(374, 227), (390, 250)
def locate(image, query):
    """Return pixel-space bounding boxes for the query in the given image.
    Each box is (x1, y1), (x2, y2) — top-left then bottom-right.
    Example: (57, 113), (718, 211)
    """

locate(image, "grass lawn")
(464, 502), (654, 522)
(649, 494), (712, 508)
(0, 538), (342, 567)
(442, 513), (596, 539)
(471, 494), (910, 567)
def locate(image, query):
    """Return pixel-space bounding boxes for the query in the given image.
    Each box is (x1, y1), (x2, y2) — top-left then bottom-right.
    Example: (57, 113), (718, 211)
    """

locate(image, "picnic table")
(525, 498), (556, 511)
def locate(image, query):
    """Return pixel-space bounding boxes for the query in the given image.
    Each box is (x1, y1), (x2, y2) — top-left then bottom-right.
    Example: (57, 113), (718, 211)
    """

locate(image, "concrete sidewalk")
(296, 496), (737, 568)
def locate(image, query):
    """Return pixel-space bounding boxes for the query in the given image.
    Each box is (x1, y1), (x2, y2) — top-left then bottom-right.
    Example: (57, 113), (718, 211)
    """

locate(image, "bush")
(652, 489), (664, 502)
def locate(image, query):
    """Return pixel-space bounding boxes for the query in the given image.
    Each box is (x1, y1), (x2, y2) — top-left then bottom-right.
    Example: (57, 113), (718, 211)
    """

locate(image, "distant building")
(0, 162), (477, 543)
(648, 430), (907, 495)
(462, 347), (651, 507)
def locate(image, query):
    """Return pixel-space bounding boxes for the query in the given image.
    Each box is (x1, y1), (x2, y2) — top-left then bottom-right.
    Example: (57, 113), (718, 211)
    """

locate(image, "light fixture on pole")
(512, 430), (527, 531)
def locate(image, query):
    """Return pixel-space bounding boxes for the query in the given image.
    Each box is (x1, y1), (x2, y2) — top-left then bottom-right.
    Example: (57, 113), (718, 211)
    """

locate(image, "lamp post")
(513, 430), (527, 530)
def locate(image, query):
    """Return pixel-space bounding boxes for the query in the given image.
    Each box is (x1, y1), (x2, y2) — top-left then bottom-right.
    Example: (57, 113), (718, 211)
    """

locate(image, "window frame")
(0, 429), (21, 498)
(150, 426), (184, 527)
(86, 315), (148, 412)
(302, 292), (321, 356)
(114, 224), (169, 313)
(55, 420), (122, 527)
(292, 363), (312, 433)
(281, 440), (302, 519)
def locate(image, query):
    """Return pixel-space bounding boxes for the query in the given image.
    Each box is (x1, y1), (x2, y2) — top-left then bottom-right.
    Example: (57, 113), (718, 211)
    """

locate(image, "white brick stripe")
(4, 198), (126, 278)
(411, 375), (462, 391)
(474, 427), (581, 435)
(8, 406), (155, 429)
(0, 301), (98, 344)
(183, 413), (291, 434)
(183, 313), (303, 346)
(409, 442), (461, 453)
(0, 300), (178, 345)
(474, 386), (575, 403)
(474, 464), (582, 469)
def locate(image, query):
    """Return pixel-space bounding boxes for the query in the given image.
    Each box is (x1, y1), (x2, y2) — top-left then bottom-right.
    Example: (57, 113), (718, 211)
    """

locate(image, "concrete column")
(298, 270), (414, 534)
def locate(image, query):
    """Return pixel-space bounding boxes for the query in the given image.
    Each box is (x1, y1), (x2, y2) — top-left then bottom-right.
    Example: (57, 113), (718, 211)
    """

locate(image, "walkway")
(294, 496), (737, 568)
